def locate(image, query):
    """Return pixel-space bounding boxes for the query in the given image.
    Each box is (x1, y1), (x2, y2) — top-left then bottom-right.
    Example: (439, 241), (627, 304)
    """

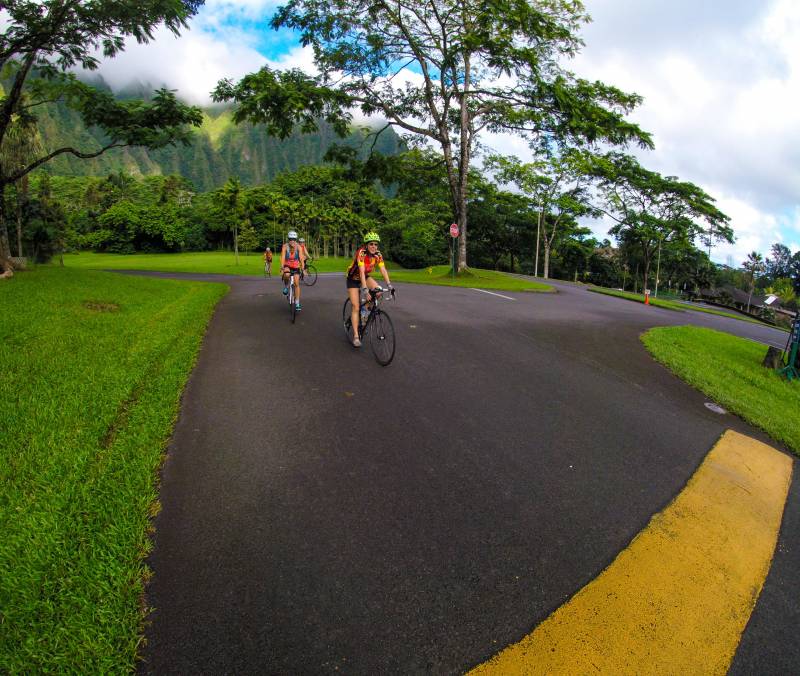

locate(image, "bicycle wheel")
(369, 310), (395, 365)
(302, 264), (318, 286)
(264, 261), (270, 277)
(289, 284), (296, 324)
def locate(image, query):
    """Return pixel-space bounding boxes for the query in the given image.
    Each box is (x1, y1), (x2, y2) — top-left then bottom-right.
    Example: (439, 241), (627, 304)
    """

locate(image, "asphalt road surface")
(131, 272), (798, 675)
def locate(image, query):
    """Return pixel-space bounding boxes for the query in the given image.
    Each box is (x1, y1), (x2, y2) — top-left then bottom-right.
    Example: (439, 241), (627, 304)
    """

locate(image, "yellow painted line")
(470, 430), (793, 675)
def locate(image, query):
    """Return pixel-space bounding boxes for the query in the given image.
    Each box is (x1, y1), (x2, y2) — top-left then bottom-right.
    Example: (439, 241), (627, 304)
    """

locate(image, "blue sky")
(86, 0), (800, 267)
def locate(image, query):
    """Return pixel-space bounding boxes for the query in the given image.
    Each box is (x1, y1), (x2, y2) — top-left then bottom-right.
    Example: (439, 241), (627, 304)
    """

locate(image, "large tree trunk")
(16, 197), (23, 258)
(0, 186), (15, 278)
(543, 241), (551, 279)
(457, 206), (467, 272)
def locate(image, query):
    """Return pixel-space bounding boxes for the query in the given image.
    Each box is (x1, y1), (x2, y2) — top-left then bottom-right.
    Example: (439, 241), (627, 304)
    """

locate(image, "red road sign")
(450, 223), (459, 237)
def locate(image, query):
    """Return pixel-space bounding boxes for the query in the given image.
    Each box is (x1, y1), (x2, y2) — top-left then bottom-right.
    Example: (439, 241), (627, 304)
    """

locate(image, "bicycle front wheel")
(369, 310), (395, 365)
(302, 264), (318, 286)
(289, 286), (296, 324)
(342, 298), (353, 340)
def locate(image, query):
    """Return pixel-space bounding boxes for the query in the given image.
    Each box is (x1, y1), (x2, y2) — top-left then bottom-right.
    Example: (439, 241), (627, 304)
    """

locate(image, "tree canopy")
(213, 0), (652, 271)
(0, 0), (205, 274)
(588, 152), (732, 293)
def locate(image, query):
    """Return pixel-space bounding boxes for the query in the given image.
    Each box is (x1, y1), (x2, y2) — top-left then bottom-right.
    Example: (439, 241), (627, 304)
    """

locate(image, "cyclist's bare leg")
(348, 286), (361, 340)
(293, 272), (301, 303)
(282, 267), (290, 288)
(365, 276), (381, 309)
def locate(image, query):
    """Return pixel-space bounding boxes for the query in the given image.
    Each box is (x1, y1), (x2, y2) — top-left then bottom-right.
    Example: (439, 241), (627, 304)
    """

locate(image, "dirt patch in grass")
(83, 300), (120, 312)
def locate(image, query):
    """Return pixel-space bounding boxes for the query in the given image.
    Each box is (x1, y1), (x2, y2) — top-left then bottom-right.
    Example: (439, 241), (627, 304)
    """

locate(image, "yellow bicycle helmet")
(364, 231), (381, 243)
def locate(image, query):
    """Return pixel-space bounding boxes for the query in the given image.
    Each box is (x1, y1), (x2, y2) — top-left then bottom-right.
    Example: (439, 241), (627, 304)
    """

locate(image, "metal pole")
(655, 237), (662, 298)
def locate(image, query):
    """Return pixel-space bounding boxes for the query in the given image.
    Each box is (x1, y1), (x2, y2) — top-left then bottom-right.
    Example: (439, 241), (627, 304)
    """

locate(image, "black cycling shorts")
(346, 276), (367, 289)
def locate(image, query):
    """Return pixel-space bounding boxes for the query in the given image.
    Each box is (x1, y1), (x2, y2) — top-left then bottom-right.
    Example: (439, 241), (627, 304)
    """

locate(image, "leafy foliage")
(216, 0), (652, 270)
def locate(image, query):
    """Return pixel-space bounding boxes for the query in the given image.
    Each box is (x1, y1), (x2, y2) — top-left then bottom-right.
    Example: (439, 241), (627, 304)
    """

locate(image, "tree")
(0, 0), (205, 276)
(589, 152), (732, 294)
(238, 218), (259, 254)
(742, 251), (765, 314)
(213, 0), (652, 272)
(486, 149), (597, 279)
(1, 104), (44, 258)
(765, 243), (793, 282)
(213, 177), (246, 263)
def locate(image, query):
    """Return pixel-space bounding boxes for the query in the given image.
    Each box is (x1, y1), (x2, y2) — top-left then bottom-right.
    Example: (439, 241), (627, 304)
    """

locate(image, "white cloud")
(568, 0), (800, 262)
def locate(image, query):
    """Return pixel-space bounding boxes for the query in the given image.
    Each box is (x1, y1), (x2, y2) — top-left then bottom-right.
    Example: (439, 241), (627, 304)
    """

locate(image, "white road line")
(470, 288), (516, 301)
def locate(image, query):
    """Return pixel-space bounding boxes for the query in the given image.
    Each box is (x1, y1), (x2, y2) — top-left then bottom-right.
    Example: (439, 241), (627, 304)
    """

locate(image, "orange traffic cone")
(644, 291), (650, 305)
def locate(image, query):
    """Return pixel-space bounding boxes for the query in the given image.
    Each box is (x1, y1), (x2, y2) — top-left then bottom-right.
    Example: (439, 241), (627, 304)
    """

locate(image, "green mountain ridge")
(25, 77), (403, 192)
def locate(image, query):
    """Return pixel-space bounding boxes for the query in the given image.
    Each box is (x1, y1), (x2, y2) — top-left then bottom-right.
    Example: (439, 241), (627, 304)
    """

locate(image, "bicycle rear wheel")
(369, 310), (395, 365)
(302, 264), (318, 286)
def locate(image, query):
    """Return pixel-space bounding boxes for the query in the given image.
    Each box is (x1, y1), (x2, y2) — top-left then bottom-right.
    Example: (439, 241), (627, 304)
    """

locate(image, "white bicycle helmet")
(287, 230), (298, 240)
(299, 237), (305, 243)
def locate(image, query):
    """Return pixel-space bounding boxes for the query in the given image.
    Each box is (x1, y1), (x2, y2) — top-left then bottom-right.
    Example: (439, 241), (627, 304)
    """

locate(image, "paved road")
(132, 273), (798, 674)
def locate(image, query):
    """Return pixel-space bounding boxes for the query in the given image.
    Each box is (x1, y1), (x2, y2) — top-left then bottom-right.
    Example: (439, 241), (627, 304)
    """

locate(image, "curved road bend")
(121, 271), (798, 674)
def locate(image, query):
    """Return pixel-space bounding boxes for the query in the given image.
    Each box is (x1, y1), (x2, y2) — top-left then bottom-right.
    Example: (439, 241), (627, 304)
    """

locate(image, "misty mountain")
(28, 77), (403, 192)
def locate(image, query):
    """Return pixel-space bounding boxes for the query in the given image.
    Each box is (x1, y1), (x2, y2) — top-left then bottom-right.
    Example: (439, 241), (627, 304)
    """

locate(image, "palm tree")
(0, 108), (43, 264)
(743, 251), (765, 313)
(216, 177), (244, 264)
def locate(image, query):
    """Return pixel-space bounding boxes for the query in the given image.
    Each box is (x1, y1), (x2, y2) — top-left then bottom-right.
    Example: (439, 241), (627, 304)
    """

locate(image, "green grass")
(63, 251), (355, 275)
(588, 286), (768, 325)
(0, 267), (227, 672)
(642, 326), (800, 456)
(63, 253), (553, 292)
(390, 265), (553, 292)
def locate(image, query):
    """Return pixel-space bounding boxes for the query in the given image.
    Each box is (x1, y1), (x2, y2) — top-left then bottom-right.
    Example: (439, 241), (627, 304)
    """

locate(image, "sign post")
(449, 223), (459, 279)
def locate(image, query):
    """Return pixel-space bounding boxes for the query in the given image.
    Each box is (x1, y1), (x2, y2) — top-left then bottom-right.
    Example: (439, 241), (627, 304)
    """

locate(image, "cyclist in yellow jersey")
(346, 231), (392, 347)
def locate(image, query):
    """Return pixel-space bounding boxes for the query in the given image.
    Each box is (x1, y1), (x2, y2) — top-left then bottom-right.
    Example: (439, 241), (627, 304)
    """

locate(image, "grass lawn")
(64, 251), (354, 275)
(642, 326), (800, 456)
(0, 267), (227, 672)
(588, 286), (770, 326)
(63, 253), (553, 292)
(390, 265), (553, 292)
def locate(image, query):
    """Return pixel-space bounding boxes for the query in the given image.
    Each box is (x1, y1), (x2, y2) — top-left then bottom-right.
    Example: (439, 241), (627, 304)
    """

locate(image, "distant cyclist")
(263, 246), (273, 276)
(299, 237), (312, 266)
(281, 231), (306, 311)
(346, 231), (393, 347)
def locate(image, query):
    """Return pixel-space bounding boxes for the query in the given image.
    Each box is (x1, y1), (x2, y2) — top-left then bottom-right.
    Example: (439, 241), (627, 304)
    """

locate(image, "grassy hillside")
(29, 83), (403, 192)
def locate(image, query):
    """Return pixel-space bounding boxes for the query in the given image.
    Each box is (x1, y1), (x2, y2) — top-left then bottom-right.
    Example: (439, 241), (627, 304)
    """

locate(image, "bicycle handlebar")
(367, 285), (396, 300)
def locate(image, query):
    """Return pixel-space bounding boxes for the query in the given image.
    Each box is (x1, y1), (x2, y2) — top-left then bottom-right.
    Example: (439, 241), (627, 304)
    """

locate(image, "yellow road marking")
(470, 430), (793, 675)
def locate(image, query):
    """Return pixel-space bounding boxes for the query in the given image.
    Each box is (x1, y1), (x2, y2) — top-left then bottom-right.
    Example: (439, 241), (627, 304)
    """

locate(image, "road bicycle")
(263, 259), (272, 277)
(301, 262), (318, 286)
(342, 286), (396, 365)
(284, 275), (299, 323)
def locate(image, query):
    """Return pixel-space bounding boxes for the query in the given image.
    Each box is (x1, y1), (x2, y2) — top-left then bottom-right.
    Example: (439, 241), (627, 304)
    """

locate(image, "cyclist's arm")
(378, 260), (391, 287)
(280, 244), (288, 267)
(357, 254), (368, 290)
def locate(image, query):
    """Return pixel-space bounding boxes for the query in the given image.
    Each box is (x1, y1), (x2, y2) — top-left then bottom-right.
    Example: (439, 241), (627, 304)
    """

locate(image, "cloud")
(82, 0), (302, 105)
(569, 0), (800, 262)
